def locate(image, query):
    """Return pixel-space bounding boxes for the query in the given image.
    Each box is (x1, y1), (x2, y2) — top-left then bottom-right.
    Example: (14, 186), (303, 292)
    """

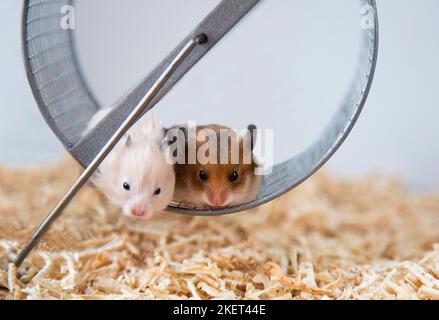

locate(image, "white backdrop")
(0, 0), (438, 190)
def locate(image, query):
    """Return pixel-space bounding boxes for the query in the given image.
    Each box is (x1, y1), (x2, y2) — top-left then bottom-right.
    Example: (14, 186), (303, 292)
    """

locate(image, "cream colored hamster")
(87, 108), (175, 219)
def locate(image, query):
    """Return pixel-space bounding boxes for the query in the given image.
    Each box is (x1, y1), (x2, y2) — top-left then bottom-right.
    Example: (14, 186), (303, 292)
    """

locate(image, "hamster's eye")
(154, 188), (161, 196)
(229, 171), (239, 182)
(199, 170), (208, 181)
(123, 182), (131, 191)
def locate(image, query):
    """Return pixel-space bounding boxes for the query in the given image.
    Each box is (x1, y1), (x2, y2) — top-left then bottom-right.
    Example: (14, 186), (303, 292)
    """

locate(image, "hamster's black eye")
(199, 170), (208, 181)
(154, 188), (161, 196)
(229, 171), (239, 182)
(123, 182), (131, 191)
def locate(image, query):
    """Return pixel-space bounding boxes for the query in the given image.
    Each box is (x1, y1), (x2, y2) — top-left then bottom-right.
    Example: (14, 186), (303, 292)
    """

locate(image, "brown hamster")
(166, 124), (261, 209)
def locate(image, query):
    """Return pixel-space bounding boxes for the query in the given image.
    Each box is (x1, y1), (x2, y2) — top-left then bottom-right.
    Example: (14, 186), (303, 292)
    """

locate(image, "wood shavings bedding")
(0, 157), (438, 300)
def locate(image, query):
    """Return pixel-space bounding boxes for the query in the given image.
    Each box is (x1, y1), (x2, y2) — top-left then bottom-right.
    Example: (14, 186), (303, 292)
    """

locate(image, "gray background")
(0, 0), (438, 190)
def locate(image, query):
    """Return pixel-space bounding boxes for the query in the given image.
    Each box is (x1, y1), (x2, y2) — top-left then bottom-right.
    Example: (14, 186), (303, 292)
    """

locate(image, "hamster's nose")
(131, 207), (146, 217)
(208, 192), (227, 207)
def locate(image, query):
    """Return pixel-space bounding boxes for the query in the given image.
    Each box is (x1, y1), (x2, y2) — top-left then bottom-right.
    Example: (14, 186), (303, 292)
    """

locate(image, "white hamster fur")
(86, 108), (175, 219)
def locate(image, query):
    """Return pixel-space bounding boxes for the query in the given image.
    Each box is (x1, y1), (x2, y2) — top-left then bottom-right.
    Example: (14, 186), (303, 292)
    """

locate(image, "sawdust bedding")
(0, 156), (438, 300)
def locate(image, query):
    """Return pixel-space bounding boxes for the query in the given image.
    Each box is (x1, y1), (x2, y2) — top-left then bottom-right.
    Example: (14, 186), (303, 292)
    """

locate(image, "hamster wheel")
(22, 0), (379, 216)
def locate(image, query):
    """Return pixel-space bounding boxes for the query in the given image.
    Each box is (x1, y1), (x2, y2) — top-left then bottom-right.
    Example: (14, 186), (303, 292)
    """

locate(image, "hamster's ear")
(125, 134), (133, 147)
(143, 110), (162, 140)
(245, 124), (257, 151)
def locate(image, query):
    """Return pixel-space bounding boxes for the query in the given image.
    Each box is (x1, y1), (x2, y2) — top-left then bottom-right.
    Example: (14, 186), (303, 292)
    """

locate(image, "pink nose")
(208, 192), (227, 206)
(131, 207), (146, 217)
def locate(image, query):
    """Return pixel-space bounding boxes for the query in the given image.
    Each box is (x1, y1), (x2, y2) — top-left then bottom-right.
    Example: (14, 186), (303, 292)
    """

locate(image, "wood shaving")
(0, 156), (438, 300)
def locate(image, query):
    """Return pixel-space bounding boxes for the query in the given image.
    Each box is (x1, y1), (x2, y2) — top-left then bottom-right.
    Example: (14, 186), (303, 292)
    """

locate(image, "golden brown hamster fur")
(167, 124), (261, 209)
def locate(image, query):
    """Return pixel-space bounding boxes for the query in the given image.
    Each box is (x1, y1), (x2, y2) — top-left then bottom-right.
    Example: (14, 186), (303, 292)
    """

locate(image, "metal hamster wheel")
(16, 0), (378, 266)
(23, 0), (379, 215)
